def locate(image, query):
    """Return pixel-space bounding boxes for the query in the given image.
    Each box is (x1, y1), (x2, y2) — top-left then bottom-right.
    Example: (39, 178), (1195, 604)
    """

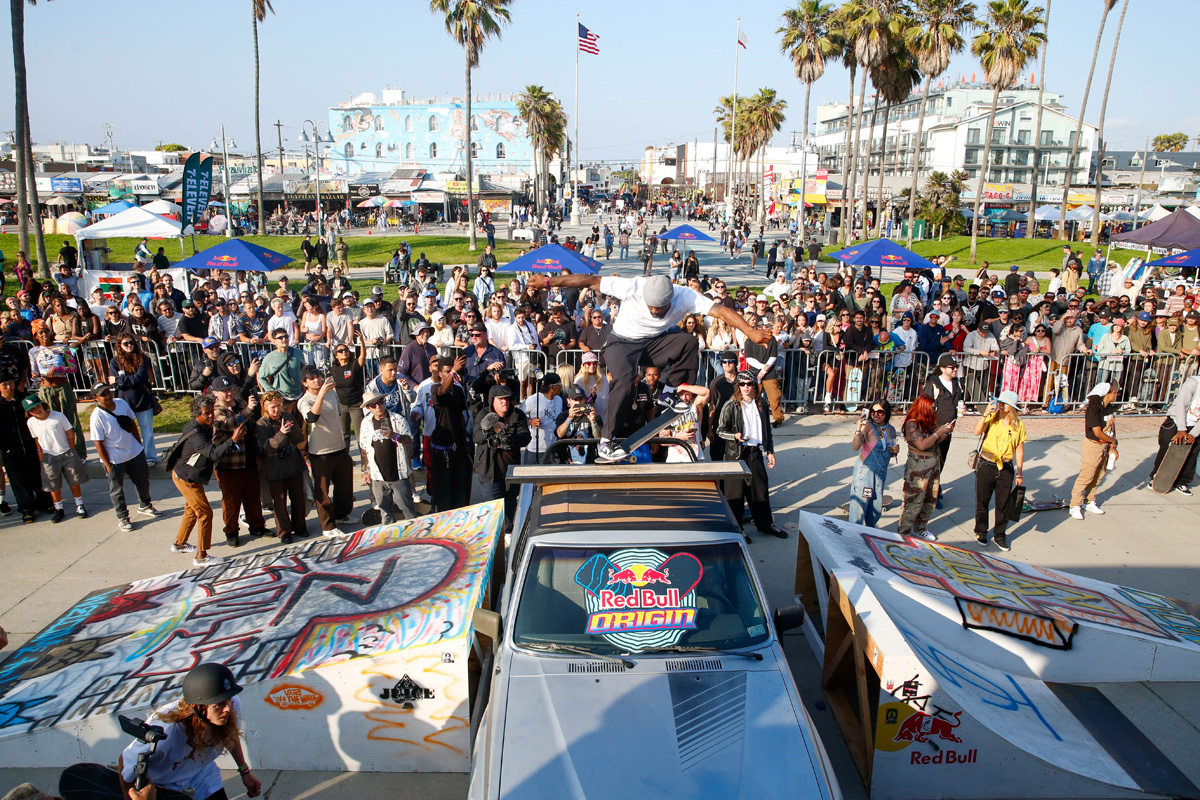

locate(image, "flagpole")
(729, 18), (741, 212)
(570, 13), (581, 226)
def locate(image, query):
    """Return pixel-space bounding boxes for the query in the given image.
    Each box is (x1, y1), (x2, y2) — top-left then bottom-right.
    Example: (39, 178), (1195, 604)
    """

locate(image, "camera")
(580, 404), (594, 414)
(499, 367), (518, 381)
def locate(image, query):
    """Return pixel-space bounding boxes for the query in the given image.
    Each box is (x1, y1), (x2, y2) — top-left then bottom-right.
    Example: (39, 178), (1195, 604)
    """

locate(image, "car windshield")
(512, 543), (769, 654)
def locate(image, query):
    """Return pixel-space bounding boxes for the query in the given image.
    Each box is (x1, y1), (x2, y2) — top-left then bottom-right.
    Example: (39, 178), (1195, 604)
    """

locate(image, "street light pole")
(212, 125), (235, 239)
(298, 120), (333, 239)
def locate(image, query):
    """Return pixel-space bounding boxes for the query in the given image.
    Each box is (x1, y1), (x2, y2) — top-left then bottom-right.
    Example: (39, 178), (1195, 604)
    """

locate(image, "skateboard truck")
(119, 715), (167, 790)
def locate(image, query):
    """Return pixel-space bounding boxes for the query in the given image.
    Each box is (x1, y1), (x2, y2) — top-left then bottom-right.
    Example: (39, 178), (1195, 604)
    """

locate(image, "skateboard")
(836, 494), (895, 512)
(1022, 494), (1069, 512)
(1152, 439), (1194, 494)
(844, 367), (863, 413)
(885, 369), (904, 403)
(597, 407), (681, 463)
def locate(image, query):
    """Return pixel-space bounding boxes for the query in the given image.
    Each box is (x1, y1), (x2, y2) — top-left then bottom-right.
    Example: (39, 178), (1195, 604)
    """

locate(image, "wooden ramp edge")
(507, 462), (750, 485)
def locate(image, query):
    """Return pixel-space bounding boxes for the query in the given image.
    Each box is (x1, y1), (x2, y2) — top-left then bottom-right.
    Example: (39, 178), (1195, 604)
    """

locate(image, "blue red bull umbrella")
(1146, 248), (1200, 268)
(656, 224), (716, 243)
(496, 243), (602, 274)
(172, 238), (295, 273)
(826, 238), (937, 278)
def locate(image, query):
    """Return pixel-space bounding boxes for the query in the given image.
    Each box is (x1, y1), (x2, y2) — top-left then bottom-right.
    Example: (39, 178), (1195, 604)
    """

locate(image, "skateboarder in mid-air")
(540, 272), (771, 462)
(1149, 373), (1200, 495)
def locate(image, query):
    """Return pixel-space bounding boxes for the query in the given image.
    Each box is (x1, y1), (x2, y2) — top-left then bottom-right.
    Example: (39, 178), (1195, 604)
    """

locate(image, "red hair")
(903, 395), (937, 433)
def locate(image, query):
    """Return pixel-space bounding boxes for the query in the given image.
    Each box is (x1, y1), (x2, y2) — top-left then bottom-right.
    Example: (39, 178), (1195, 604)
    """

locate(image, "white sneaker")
(596, 441), (629, 463)
(193, 554), (224, 566)
(1069, 506), (1084, 520)
(322, 528), (347, 538)
(171, 542), (197, 553)
(914, 530), (937, 542)
(1084, 502), (1104, 515)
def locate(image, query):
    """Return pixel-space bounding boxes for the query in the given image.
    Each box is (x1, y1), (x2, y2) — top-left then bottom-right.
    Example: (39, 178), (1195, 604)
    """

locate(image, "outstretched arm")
(544, 273), (602, 292)
(709, 303), (771, 345)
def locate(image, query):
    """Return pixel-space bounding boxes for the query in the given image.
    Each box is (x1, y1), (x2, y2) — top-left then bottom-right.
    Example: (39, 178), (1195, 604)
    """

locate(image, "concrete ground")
(3, 410), (1198, 798)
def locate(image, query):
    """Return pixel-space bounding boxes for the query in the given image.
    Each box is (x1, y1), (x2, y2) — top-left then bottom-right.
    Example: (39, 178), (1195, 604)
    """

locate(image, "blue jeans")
(136, 408), (157, 464)
(619, 245), (629, 259)
(848, 457), (887, 527)
(480, 477), (518, 529)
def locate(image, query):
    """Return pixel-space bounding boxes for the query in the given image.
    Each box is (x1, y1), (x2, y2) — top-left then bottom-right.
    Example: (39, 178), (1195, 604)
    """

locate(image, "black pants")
(724, 446), (774, 533)
(5, 452), (51, 513)
(974, 459), (1014, 540)
(936, 435), (952, 497)
(309, 448), (354, 530)
(268, 472), (307, 537)
(430, 445), (472, 512)
(1151, 419), (1200, 488)
(602, 329), (699, 440)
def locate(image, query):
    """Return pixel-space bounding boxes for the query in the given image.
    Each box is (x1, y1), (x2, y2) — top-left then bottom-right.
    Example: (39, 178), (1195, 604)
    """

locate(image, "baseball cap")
(210, 376), (236, 391)
(1186, 310), (1199, 321)
(991, 289), (1005, 298)
(91, 381), (113, 397)
(300, 365), (324, 382)
(566, 385), (587, 400)
(720, 350), (738, 362)
(937, 353), (957, 368)
(1137, 311), (1152, 321)
(468, 321), (487, 333)
(371, 286), (383, 296)
(21, 395), (43, 412)
(1009, 264), (1019, 271)
(756, 294), (768, 302)
(341, 291), (355, 299)
(431, 310), (445, 322)
(202, 337), (220, 349)
(487, 384), (514, 401)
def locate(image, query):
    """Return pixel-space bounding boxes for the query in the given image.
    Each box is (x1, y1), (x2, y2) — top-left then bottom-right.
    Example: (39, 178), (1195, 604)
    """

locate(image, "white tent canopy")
(142, 198), (182, 214)
(1065, 205), (1101, 221)
(1141, 204), (1172, 222)
(74, 205), (182, 243)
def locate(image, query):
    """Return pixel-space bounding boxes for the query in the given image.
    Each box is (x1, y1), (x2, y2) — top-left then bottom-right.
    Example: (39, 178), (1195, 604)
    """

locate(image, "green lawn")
(0, 232), (525, 272)
(841, 235), (1144, 272)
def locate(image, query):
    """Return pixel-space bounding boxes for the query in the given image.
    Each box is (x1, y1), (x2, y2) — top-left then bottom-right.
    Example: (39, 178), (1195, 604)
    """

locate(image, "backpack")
(161, 424), (198, 473)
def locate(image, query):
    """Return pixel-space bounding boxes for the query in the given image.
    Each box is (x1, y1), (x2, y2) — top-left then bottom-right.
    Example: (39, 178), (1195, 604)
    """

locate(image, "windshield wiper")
(631, 645), (764, 661)
(522, 642), (635, 669)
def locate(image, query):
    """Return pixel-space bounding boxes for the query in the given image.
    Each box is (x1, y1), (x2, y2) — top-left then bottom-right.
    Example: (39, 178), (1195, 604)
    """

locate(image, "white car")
(469, 463), (840, 800)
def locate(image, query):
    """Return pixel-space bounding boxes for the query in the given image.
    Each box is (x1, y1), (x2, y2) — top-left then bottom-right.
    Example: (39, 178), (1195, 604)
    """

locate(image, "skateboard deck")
(836, 494), (895, 512)
(1153, 440), (1194, 494)
(845, 367), (863, 413)
(1022, 494), (1069, 512)
(598, 407), (681, 463)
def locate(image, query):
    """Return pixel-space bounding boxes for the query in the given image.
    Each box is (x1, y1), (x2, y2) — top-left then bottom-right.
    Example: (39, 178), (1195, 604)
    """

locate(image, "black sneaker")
(763, 524), (789, 539)
(975, 532), (987, 547)
(1176, 485), (1194, 497)
(76, 505), (88, 519)
(51, 508), (65, 524)
(226, 533), (241, 548)
(250, 528), (271, 537)
(22, 510), (35, 524)
(0, 501), (11, 516)
(995, 534), (1010, 552)
(280, 533), (294, 544)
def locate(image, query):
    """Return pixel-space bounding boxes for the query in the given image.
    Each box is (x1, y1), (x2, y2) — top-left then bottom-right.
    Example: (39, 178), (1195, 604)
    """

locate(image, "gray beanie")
(643, 274), (674, 308)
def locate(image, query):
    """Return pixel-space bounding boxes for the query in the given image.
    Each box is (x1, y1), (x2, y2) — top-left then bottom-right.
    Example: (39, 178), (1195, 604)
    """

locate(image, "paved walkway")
(2, 412), (1196, 799)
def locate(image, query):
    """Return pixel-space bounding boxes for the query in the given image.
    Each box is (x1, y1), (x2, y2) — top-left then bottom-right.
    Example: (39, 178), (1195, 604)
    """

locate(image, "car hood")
(495, 654), (832, 800)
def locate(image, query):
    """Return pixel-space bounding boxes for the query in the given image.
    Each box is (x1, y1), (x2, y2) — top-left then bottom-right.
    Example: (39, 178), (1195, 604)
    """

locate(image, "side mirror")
(474, 608), (502, 642)
(773, 604), (807, 634)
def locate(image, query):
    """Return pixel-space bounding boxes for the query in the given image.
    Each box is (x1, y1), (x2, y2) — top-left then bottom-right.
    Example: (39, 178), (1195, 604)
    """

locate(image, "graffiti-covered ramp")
(0, 502), (502, 773)
(799, 512), (1200, 800)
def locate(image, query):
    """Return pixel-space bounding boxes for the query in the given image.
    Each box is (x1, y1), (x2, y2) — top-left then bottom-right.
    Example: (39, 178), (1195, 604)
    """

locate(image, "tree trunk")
(838, 67), (856, 245)
(465, 51), (477, 251)
(253, 10), (266, 237)
(849, 70), (868, 240)
(1027, 0), (1051, 238)
(875, 103), (891, 239)
(800, 81), (812, 245)
(860, 94), (880, 238)
(1058, 3), (1110, 238)
(22, 109), (48, 278)
(11, 0), (29, 257)
(969, 86), (1001, 264)
(906, 74), (933, 248)
(1090, 0), (1130, 246)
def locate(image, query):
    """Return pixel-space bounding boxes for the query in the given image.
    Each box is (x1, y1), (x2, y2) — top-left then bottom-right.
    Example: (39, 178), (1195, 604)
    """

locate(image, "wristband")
(238, 765), (251, 775)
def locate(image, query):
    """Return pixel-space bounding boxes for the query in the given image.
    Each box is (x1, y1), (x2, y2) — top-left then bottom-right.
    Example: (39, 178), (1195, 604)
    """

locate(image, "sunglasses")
(469, 333), (484, 338)
(737, 381), (755, 387)
(870, 408), (886, 414)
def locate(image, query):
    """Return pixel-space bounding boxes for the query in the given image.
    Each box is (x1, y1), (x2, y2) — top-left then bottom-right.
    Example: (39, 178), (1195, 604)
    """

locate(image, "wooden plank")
(506, 461), (750, 485)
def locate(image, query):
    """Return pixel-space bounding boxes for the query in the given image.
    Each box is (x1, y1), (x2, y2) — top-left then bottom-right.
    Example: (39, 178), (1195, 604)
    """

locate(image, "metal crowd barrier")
(1053, 351), (1182, 413)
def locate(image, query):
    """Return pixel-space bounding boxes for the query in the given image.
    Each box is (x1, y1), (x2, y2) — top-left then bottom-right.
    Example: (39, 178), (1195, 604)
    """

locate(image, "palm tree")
(11, 0), (50, 277)
(1025, 0), (1049, 238)
(715, 93), (754, 202)
(872, 48), (922, 238)
(1056, 0), (1117, 238)
(516, 85), (566, 215)
(968, 0), (1045, 263)
(1089, 0), (1130, 245)
(904, 0), (977, 247)
(429, 0), (512, 251)
(839, 0), (911, 241)
(779, 0), (839, 242)
(836, 46), (857, 244)
(252, 0), (273, 236)
(747, 88), (788, 222)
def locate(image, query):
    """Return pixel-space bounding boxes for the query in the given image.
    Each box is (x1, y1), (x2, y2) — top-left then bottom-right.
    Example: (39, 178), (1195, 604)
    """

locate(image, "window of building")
(405, 115), (413, 132)
(1040, 130), (1053, 146)
(430, 143), (439, 159)
(405, 142), (414, 159)
(496, 143), (506, 159)
(1068, 130), (1077, 147)
(374, 116), (385, 131)
(470, 115), (478, 131)
(1129, 155), (1141, 167)
(965, 149), (979, 165)
(1101, 157), (1115, 167)
(1016, 129), (1030, 145)
(990, 128), (1005, 144)
(345, 143), (355, 159)
(375, 143), (383, 158)
(429, 115), (439, 132)
(967, 129), (981, 145)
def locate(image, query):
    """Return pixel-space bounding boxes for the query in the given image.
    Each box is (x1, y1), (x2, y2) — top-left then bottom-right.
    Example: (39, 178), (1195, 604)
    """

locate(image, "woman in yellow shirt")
(972, 390), (1026, 551)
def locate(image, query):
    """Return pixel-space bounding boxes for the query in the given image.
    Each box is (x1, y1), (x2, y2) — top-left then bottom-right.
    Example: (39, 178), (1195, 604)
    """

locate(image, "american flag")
(578, 23), (599, 55)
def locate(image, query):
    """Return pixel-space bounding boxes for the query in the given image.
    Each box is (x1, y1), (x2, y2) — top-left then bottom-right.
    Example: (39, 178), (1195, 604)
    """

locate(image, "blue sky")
(3, 0), (1195, 164)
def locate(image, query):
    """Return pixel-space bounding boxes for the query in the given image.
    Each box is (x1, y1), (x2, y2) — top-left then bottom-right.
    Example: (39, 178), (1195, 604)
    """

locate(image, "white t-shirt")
(327, 309), (353, 346)
(521, 392), (562, 454)
(90, 398), (143, 464)
(267, 314), (297, 345)
(27, 410), (73, 456)
(121, 696), (242, 799)
(599, 276), (715, 340)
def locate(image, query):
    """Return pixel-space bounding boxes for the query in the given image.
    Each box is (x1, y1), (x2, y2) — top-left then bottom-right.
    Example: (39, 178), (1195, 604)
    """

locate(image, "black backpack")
(160, 423), (198, 473)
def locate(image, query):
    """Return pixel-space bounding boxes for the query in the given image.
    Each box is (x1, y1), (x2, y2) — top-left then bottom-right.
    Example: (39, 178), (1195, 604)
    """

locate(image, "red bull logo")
(575, 550), (703, 644)
(893, 710), (962, 744)
(1167, 256), (1187, 263)
(678, 232), (697, 239)
(880, 254), (908, 264)
(607, 564), (671, 586)
(534, 258), (561, 269)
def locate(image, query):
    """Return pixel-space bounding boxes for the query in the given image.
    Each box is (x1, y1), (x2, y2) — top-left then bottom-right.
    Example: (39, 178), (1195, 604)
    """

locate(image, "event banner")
(182, 152), (213, 230)
(79, 268), (190, 303)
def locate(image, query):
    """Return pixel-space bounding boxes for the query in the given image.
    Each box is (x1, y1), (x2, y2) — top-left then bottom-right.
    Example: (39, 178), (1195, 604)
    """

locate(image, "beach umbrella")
(826, 238), (937, 279)
(171, 238), (295, 273)
(44, 195), (73, 207)
(56, 212), (88, 235)
(1146, 248), (1200, 268)
(357, 196), (384, 208)
(92, 199), (137, 216)
(496, 243), (602, 274)
(656, 223), (716, 243)
(208, 214), (228, 233)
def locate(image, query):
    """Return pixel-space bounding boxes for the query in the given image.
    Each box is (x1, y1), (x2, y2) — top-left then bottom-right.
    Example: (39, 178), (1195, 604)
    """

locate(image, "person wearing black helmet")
(117, 663), (261, 800)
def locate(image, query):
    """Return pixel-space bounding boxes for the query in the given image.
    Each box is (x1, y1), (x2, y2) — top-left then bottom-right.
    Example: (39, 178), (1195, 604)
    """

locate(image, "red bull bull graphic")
(574, 548), (702, 649)
(893, 710), (963, 744)
(206, 253), (239, 268)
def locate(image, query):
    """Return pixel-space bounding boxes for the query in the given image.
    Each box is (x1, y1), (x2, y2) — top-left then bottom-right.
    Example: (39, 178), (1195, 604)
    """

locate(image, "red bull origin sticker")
(574, 548), (702, 650)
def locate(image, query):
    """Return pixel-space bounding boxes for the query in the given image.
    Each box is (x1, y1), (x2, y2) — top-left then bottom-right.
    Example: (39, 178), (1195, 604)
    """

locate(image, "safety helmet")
(181, 663), (242, 705)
